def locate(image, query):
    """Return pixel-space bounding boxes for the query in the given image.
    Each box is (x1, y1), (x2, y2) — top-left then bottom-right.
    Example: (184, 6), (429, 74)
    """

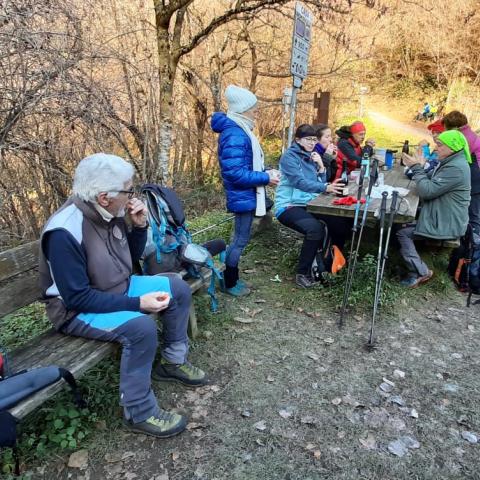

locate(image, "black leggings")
(278, 207), (352, 275)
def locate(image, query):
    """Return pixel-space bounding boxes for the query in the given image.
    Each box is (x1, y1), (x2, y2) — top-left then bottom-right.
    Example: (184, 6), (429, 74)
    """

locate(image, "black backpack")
(448, 224), (480, 306)
(311, 221), (346, 284)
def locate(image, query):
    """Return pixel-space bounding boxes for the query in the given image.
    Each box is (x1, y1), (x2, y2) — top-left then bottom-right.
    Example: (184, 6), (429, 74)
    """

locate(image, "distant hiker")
(313, 123), (338, 182)
(416, 102), (432, 121)
(397, 131), (471, 287)
(334, 121), (376, 179)
(443, 110), (480, 237)
(274, 124), (350, 288)
(211, 85), (280, 296)
(39, 153), (207, 439)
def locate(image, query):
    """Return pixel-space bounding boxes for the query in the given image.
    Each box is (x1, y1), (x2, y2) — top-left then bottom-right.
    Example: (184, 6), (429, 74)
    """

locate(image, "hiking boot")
(152, 358), (207, 387)
(236, 279), (252, 289)
(417, 269), (433, 286)
(225, 282), (251, 297)
(400, 273), (418, 287)
(400, 270), (433, 288)
(295, 274), (315, 288)
(123, 409), (186, 438)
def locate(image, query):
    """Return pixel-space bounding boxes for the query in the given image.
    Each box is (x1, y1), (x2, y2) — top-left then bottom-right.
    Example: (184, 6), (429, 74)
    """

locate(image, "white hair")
(73, 153), (135, 202)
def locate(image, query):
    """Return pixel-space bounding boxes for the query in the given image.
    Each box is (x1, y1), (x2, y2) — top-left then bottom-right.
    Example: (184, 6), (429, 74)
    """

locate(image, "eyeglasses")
(302, 137), (318, 143)
(109, 187), (136, 199)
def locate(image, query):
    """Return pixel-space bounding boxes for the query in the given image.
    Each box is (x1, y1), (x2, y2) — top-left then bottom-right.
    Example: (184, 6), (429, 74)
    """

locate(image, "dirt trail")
(367, 110), (429, 140)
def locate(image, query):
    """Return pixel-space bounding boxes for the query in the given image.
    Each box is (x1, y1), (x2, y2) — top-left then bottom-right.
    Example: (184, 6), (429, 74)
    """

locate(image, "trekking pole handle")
(356, 164), (367, 201)
(367, 159), (379, 196)
(390, 190), (399, 214)
(370, 159), (379, 182)
(380, 191), (388, 225)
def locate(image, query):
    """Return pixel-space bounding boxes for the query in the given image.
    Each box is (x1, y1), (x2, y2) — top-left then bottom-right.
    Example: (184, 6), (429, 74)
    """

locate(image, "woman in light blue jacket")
(275, 124), (349, 288)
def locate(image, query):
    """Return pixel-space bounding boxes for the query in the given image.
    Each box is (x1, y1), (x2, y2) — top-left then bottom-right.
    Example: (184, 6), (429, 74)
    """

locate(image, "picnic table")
(307, 165), (419, 224)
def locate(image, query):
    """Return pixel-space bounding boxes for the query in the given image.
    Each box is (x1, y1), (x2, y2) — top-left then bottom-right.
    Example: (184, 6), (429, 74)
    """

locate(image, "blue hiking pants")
(225, 211), (255, 268)
(62, 274), (191, 423)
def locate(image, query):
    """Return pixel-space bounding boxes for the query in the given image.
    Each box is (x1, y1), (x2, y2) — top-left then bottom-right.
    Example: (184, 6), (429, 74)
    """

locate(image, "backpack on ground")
(311, 221), (346, 284)
(448, 224), (480, 306)
(0, 348), (84, 475)
(141, 184), (224, 312)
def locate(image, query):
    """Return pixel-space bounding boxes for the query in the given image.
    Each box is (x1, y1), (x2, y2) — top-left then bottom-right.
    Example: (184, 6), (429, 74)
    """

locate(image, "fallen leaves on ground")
(68, 450), (88, 469)
(234, 317), (254, 324)
(254, 420), (267, 431)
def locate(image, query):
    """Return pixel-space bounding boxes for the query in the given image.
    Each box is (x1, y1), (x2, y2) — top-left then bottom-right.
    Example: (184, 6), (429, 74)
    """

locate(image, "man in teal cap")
(397, 130), (471, 287)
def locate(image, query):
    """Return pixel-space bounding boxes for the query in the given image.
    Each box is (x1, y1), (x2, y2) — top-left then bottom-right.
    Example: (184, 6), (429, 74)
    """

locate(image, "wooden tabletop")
(307, 166), (419, 224)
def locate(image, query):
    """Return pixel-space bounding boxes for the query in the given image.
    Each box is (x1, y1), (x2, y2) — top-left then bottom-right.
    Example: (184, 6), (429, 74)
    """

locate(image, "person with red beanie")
(427, 119), (446, 138)
(334, 121), (376, 179)
(406, 120), (446, 181)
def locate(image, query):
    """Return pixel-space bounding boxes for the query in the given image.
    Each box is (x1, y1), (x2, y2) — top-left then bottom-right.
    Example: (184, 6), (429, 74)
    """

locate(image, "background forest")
(1, 0), (479, 249)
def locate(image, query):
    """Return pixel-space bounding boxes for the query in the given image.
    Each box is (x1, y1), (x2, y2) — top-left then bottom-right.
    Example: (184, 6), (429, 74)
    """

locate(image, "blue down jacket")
(211, 112), (269, 213)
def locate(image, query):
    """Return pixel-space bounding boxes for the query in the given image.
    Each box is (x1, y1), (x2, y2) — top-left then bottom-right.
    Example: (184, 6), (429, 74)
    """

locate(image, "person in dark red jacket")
(334, 121), (376, 179)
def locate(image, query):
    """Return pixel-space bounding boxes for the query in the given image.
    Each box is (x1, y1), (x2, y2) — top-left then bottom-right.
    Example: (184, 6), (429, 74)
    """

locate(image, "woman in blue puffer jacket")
(211, 85), (279, 296)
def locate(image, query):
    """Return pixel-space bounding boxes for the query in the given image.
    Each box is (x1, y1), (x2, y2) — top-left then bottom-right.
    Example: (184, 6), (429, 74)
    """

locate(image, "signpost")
(281, 86), (293, 153)
(287, 1), (313, 146)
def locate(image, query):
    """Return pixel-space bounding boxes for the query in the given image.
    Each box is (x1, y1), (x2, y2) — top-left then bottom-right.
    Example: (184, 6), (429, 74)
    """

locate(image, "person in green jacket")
(397, 130), (471, 288)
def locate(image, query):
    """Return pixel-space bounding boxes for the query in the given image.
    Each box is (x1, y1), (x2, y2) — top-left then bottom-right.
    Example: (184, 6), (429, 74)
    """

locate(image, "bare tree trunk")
(194, 99), (207, 186)
(178, 129), (189, 178)
(154, 4), (187, 184)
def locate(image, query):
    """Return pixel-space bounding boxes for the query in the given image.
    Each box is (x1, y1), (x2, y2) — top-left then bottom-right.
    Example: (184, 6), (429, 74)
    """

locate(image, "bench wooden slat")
(0, 241), (39, 282)
(424, 238), (460, 248)
(0, 270), (41, 317)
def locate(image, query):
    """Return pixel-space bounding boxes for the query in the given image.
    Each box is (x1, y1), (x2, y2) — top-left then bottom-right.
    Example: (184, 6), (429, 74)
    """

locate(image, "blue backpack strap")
(205, 258), (224, 313)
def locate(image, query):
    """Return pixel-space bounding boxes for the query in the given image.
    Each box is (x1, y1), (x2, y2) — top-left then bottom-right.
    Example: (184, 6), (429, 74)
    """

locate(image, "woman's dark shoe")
(295, 274), (316, 288)
(400, 270), (433, 288)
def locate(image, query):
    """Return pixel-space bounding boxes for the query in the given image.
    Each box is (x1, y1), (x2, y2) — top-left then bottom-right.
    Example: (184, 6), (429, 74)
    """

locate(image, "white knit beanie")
(225, 85), (257, 114)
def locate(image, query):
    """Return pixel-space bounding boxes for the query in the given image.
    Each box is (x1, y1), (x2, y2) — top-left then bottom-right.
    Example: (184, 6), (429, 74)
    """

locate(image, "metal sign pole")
(281, 86), (292, 153)
(287, 78), (302, 146)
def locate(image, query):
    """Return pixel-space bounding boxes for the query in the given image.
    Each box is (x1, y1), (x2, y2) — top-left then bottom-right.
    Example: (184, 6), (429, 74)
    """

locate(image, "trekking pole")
(367, 191), (389, 348)
(338, 160), (378, 327)
(339, 164), (367, 328)
(375, 190), (399, 306)
(191, 215), (235, 238)
(354, 159), (379, 254)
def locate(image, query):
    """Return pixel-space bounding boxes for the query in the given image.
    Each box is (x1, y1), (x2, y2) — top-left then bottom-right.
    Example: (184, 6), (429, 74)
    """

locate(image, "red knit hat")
(350, 121), (366, 134)
(427, 119), (445, 134)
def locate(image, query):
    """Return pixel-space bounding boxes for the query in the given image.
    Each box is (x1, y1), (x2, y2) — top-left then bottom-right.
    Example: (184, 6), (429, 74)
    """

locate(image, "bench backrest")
(0, 241), (41, 318)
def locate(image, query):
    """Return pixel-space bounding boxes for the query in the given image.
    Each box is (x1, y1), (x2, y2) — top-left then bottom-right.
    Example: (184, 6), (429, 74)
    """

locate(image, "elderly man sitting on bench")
(39, 153), (207, 439)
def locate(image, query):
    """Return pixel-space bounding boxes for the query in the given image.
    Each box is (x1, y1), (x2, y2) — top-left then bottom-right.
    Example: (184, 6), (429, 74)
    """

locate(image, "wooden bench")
(0, 240), (223, 420)
(423, 238), (461, 249)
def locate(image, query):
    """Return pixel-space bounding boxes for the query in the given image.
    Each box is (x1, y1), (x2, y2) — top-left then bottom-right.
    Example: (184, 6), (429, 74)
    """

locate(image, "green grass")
(0, 304), (50, 350)
(337, 113), (424, 149)
(241, 221), (455, 317)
